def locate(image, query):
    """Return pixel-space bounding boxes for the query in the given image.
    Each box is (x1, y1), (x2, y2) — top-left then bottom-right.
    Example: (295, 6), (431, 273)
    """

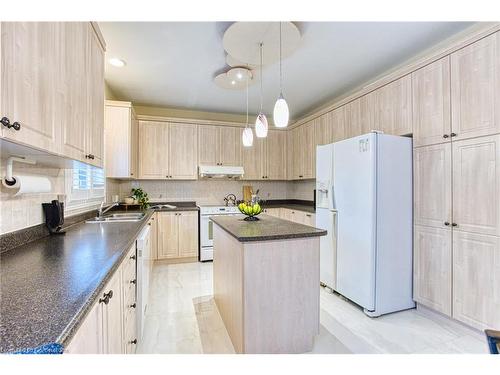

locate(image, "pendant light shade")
(255, 112), (268, 138)
(274, 22), (289, 128)
(273, 94), (289, 128)
(242, 127), (254, 147)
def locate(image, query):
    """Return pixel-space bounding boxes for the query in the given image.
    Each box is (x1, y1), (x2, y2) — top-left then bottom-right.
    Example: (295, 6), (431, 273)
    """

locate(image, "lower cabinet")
(452, 231), (500, 330)
(413, 225), (452, 316)
(65, 244), (137, 354)
(157, 211), (198, 260)
(275, 208), (315, 227)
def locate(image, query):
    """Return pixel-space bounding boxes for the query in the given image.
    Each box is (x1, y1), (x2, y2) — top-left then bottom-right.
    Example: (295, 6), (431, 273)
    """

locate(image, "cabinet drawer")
(123, 304), (137, 354)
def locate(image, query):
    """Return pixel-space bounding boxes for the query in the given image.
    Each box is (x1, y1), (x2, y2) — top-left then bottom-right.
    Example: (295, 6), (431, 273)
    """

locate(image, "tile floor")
(137, 262), (488, 354)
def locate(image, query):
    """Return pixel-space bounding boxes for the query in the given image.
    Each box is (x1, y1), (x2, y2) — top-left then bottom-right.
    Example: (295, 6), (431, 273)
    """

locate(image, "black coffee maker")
(42, 200), (66, 235)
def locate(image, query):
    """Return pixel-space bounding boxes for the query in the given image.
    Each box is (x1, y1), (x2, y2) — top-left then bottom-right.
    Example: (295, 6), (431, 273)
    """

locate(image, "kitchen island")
(211, 214), (327, 354)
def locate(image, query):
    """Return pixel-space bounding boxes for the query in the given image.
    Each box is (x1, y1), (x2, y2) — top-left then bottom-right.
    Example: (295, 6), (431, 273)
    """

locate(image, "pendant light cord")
(259, 42), (264, 112)
(246, 64), (249, 127)
(279, 22), (283, 95)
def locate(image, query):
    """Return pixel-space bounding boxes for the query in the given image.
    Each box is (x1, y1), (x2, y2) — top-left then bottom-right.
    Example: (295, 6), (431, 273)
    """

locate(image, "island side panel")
(213, 224), (244, 353)
(242, 237), (320, 354)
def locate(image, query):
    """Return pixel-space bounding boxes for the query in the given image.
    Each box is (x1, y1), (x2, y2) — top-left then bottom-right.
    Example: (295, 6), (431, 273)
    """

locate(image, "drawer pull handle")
(444, 222), (450, 226)
(450, 133), (457, 138)
(451, 223), (458, 227)
(443, 134), (449, 139)
(99, 290), (113, 304)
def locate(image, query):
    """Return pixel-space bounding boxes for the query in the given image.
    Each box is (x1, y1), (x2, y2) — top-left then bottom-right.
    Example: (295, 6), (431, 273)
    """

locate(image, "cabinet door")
(138, 121), (168, 179)
(452, 134), (500, 236)
(150, 213), (158, 260)
(130, 109), (138, 178)
(330, 107), (347, 142)
(291, 126), (302, 179)
(157, 212), (178, 259)
(169, 123), (198, 179)
(412, 56), (451, 147)
(102, 269), (123, 354)
(451, 33), (500, 140)
(315, 116), (330, 146)
(345, 92), (377, 138)
(59, 22), (88, 162)
(64, 300), (104, 354)
(241, 132), (264, 180)
(1, 22), (61, 153)
(413, 225), (452, 315)
(104, 104), (131, 178)
(376, 75), (412, 135)
(86, 25), (104, 167)
(219, 126), (241, 166)
(453, 231), (500, 330)
(198, 125), (218, 165)
(178, 211), (198, 257)
(265, 130), (287, 180)
(301, 121), (316, 178)
(413, 144), (452, 228)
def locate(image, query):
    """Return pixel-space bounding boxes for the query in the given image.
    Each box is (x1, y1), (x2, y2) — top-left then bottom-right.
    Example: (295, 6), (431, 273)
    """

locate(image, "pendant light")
(255, 42), (268, 138)
(273, 22), (289, 128)
(242, 66), (254, 147)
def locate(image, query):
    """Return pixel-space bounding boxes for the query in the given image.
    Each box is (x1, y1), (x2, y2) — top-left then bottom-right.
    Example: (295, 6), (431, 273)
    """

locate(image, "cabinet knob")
(129, 303), (136, 309)
(130, 254), (136, 260)
(99, 290), (113, 304)
(450, 133), (457, 138)
(1, 117), (21, 130)
(443, 134), (449, 139)
(452, 223), (458, 227)
(444, 222), (450, 226)
(130, 279), (137, 285)
(129, 339), (137, 345)
(299, 175), (303, 178)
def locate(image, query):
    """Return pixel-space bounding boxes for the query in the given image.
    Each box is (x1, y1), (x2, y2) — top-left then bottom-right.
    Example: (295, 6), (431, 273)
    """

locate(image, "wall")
(0, 159), (65, 234)
(112, 179), (314, 205)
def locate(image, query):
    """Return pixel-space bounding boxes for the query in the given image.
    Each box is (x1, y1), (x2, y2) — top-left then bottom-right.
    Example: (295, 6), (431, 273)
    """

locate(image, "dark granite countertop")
(211, 215), (326, 243)
(261, 199), (315, 214)
(0, 210), (154, 353)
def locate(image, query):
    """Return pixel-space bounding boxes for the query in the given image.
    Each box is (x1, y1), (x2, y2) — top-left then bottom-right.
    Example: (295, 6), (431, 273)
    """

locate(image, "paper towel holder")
(3, 156), (36, 186)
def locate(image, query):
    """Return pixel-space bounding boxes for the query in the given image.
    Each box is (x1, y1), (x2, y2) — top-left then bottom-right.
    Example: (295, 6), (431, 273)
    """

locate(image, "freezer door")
(334, 133), (377, 311)
(316, 208), (337, 290)
(316, 144), (334, 209)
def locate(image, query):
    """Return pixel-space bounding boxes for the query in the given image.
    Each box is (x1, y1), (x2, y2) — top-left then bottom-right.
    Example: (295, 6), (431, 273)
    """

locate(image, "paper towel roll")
(2, 175), (52, 196)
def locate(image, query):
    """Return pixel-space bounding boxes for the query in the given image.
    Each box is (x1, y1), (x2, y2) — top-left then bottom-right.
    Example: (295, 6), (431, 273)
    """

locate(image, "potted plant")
(131, 188), (150, 210)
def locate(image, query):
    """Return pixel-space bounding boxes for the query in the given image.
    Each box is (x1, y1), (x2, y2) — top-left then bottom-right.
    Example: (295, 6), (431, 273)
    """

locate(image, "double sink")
(86, 212), (146, 223)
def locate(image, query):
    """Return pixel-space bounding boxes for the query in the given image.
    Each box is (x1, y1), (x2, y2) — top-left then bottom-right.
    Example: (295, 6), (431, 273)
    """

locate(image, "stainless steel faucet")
(98, 202), (119, 218)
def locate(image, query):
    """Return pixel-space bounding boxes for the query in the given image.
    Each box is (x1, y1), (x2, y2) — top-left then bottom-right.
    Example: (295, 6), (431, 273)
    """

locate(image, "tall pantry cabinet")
(412, 32), (500, 331)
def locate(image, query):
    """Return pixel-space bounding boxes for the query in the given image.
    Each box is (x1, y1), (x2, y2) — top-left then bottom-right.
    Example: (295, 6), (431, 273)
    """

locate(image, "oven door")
(200, 215), (214, 248)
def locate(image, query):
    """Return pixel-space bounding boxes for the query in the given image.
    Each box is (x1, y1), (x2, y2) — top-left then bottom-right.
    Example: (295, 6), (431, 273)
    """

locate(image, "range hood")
(199, 165), (244, 179)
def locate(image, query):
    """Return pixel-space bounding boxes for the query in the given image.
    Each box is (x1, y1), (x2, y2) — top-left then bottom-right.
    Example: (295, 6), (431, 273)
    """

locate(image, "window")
(65, 161), (105, 208)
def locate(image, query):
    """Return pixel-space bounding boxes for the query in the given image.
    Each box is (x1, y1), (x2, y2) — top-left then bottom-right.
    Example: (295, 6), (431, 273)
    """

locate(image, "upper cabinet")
(290, 121), (315, 180)
(104, 101), (138, 179)
(1, 22), (61, 152)
(86, 24), (105, 168)
(169, 123), (198, 179)
(138, 121), (198, 180)
(264, 130), (287, 180)
(1, 22), (105, 168)
(376, 75), (413, 136)
(241, 129), (287, 181)
(138, 120), (169, 179)
(345, 91), (377, 137)
(412, 57), (451, 147)
(198, 125), (241, 166)
(451, 33), (500, 141)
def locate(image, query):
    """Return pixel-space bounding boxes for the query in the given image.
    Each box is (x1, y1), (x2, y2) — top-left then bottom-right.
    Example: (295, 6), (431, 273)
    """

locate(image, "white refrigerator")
(316, 132), (415, 317)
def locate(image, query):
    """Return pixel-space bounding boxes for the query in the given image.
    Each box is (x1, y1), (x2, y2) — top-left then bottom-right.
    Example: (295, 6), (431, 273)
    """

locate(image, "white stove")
(199, 205), (242, 261)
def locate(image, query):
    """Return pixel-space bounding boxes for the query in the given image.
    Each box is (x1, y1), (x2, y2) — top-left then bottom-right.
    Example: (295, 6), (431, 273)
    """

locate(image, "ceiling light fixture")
(109, 58), (126, 68)
(242, 66), (254, 147)
(231, 80), (236, 85)
(273, 22), (289, 128)
(255, 43), (268, 138)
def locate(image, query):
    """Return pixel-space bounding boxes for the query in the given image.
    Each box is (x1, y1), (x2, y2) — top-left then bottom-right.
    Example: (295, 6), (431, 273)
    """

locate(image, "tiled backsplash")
(113, 179), (315, 205)
(0, 159), (65, 235)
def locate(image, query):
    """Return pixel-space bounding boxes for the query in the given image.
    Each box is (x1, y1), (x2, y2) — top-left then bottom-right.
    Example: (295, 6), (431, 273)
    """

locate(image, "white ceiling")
(99, 22), (474, 120)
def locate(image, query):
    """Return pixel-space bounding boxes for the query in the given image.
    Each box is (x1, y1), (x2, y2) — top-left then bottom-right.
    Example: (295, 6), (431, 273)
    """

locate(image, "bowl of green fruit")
(238, 201), (262, 221)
